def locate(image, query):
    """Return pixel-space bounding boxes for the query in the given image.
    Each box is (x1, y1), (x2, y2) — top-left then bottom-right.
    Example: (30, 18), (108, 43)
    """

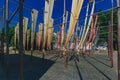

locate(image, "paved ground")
(0, 50), (118, 80)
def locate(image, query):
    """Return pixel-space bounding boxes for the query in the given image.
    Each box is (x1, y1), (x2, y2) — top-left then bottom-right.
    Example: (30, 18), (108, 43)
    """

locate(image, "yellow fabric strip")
(78, 3), (89, 51)
(64, 0), (83, 48)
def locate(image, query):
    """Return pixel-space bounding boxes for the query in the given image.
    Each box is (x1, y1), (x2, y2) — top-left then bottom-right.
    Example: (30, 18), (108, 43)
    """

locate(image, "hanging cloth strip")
(31, 9), (38, 50)
(36, 23), (43, 49)
(43, 0), (54, 50)
(88, 15), (98, 51)
(16, 23), (19, 45)
(23, 17), (28, 50)
(79, 3), (89, 49)
(77, 0), (95, 54)
(61, 11), (68, 49)
(47, 19), (54, 50)
(63, 0), (84, 55)
(84, 14), (98, 52)
(26, 29), (30, 50)
(14, 25), (17, 49)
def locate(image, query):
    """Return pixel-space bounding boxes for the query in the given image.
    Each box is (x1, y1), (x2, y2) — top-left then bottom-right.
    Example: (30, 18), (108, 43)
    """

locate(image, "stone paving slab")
(0, 51), (118, 80)
(0, 62), (6, 80)
(40, 52), (118, 80)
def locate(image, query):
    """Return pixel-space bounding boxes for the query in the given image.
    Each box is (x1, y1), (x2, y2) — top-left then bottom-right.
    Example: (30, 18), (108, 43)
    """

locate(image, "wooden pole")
(1, 7), (5, 64)
(63, 48), (67, 69)
(108, 25), (110, 59)
(108, 21), (114, 68)
(110, 0), (114, 68)
(117, 0), (120, 80)
(5, 0), (9, 79)
(19, 0), (24, 80)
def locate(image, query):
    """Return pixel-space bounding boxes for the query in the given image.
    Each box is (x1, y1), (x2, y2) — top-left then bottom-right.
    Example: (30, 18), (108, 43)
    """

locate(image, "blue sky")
(0, 0), (117, 32)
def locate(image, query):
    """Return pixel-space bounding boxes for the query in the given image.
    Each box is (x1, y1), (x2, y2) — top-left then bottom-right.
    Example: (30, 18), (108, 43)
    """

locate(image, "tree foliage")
(97, 9), (117, 49)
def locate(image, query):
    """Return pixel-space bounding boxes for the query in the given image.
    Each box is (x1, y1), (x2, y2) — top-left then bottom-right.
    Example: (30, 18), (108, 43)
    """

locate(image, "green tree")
(97, 9), (117, 49)
(52, 33), (57, 44)
(8, 26), (15, 46)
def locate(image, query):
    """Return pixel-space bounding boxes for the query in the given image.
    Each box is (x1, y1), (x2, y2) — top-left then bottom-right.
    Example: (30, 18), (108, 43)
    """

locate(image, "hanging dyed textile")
(78, 2), (89, 51)
(14, 25), (17, 49)
(77, 0), (95, 54)
(31, 9), (38, 50)
(84, 14), (98, 52)
(47, 19), (54, 50)
(36, 32), (40, 49)
(43, 0), (54, 50)
(61, 11), (68, 48)
(26, 29), (30, 50)
(64, 0), (83, 55)
(57, 31), (61, 49)
(36, 23), (43, 49)
(23, 17), (28, 49)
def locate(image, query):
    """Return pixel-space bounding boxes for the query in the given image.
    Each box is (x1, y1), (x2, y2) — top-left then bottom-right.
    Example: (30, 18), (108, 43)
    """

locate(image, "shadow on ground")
(1, 54), (55, 80)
